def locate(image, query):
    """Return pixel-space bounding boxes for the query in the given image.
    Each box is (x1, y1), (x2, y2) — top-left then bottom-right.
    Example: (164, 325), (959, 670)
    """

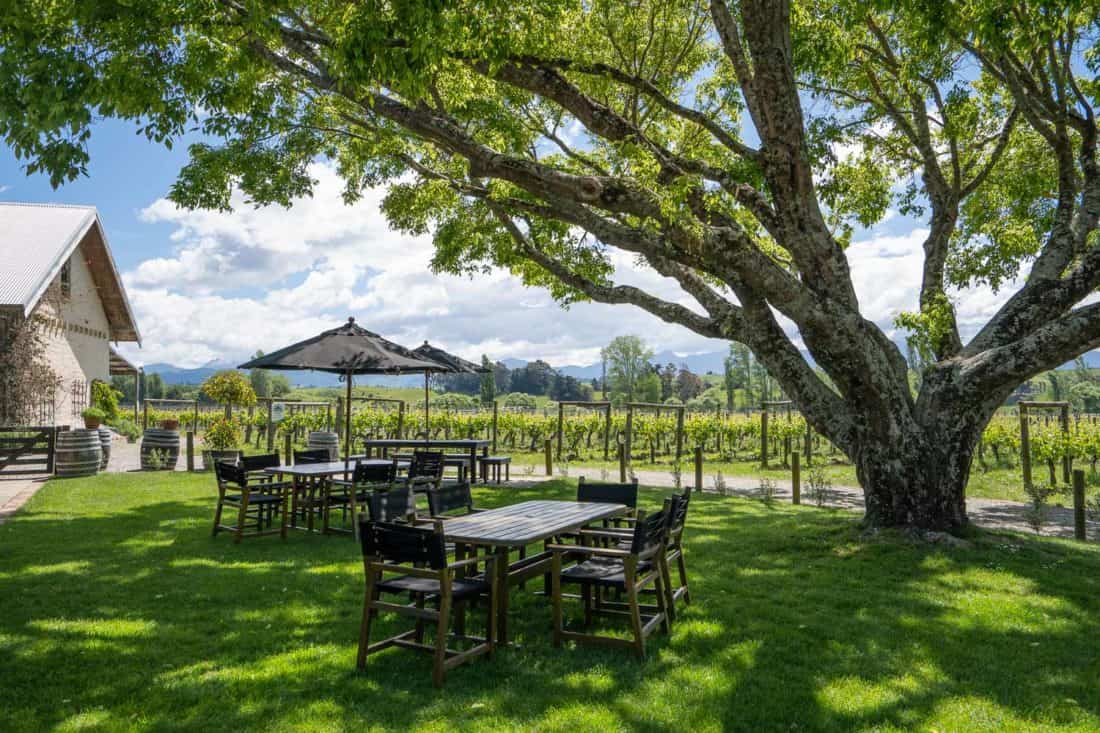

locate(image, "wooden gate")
(0, 426), (59, 475)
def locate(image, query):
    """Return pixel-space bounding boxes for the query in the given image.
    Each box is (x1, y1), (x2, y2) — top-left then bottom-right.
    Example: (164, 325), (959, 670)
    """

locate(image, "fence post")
(492, 400), (498, 454)
(792, 452), (801, 505)
(1019, 405), (1032, 489)
(186, 431), (195, 472)
(266, 400), (274, 452)
(556, 402), (564, 460)
(1073, 469), (1087, 541)
(335, 398), (344, 438)
(619, 440), (627, 483)
(245, 405), (254, 444)
(625, 405), (634, 469)
(760, 407), (769, 468)
(694, 446), (703, 493)
(285, 433), (293, 466)
(143, 401), (149, 431)
(675, 407), (685, 461)
(1061, 404), (1072, 484)
(715, 405), (722, 453)
(804, 420), (812, 466)
(544, 438), (553, 476)
(603, 405), (611, 460)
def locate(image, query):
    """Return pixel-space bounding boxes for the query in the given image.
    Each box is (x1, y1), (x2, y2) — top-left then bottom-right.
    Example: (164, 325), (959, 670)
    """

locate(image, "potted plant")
(81, 406), (106, 429)
(160, 417), (180, 430)
(199, 370), (257, 469)
(202, 415), (242, 470)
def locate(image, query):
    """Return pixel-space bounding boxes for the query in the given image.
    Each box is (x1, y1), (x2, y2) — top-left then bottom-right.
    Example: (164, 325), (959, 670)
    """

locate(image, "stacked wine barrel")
(307, 431), (340, 460)
(97, 426), (112, 470)
(141, 429), (180, 470)
(55, 429), (102, 478)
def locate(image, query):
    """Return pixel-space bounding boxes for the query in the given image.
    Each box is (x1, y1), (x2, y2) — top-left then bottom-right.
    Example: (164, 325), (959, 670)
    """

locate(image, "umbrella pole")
(345, 370), (353, 463)
(424, 372), (430, 443)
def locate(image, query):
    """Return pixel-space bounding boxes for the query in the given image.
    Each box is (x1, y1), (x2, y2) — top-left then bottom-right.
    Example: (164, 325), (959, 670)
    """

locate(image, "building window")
(60, 260), (72, 299)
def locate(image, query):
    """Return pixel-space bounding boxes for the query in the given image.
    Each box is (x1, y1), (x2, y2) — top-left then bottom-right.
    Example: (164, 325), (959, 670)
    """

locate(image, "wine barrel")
(98, 426), (112, 470)
(307, 431), (340, 460)
(141, 429), (180, 471)
(55, 429), (102, 478)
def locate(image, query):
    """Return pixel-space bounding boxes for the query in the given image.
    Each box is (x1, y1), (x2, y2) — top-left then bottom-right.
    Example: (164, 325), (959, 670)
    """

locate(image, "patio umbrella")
(238, 318), (445, 462)
(411, 341), (491, 434)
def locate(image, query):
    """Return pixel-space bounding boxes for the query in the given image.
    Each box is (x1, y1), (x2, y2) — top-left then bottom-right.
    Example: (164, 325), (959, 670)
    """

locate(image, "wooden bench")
(477, 455), (511, 483)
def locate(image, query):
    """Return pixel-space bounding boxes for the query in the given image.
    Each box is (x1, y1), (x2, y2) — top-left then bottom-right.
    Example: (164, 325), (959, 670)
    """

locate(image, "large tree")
(2, 0), (1098, 531)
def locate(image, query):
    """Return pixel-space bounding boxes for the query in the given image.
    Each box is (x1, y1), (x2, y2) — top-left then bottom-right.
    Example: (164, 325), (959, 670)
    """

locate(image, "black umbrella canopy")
(238, 318), (444, 374)
(411, 342), (491, 374)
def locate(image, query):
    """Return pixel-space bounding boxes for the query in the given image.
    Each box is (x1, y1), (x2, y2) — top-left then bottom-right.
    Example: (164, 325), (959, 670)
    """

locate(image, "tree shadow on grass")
(0, 480), (1098, 731)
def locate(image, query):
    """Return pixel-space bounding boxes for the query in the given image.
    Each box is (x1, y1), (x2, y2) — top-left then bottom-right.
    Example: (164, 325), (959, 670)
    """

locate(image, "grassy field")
(2, 474), (1100, 731)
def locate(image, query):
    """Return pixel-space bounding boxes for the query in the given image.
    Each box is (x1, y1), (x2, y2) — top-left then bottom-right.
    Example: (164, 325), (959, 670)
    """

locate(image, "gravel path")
(3, 436), (1094, 539)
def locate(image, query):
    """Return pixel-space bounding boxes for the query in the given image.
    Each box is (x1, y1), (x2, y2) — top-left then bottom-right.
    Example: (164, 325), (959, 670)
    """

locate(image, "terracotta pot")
(83, 416), (101, 430)
(160, 419), (180, 430)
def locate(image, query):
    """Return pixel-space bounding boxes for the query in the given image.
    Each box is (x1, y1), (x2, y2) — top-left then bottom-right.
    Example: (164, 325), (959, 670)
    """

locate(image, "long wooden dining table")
(439, 499), (628, 644)
(263, 459), (394, 534)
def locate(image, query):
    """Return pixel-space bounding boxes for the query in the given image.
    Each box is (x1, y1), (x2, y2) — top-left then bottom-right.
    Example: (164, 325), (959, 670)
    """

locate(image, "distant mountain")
(142, 362), (421, 387)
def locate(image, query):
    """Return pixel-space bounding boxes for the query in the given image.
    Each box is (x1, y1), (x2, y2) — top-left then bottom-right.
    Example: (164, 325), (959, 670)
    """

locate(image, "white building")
(0, 203), (141, 425)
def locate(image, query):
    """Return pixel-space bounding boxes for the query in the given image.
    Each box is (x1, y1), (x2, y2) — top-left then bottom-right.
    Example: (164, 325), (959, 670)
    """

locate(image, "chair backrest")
(427, 482), (474, 517)
(294, 449), (329, 464)
(667, 487), (690, 537)
(214, 459), (248, 489)
(628, 508), (668, 557)
(240, 453), (280, 472)
(353, 460), (397, 486)
(409, 451), (445, 479)
(359, 520), (446, 570)
(577, 477), (639, 508)
(366, 487), (417, 523)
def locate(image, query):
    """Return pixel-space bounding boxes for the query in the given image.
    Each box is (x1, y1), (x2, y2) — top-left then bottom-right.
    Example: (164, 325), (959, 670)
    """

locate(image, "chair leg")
(279, 489), (289, 540)
(677, 548), (691, 605)
(234, 494), (250, 544)
(582, 584), (593, 628)
(654, 563), (671, 635)
(414, 593), (427, 643)
(212, 497), (224, 536)
(626, 571), (646, 659)
(357, 573), (377, 670)
(432, 588), (453, 688)
(660, 554), (677, 624)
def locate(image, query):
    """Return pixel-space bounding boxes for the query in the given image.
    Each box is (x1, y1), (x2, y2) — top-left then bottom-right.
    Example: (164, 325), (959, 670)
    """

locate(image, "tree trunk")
(853, 421), (979, 532)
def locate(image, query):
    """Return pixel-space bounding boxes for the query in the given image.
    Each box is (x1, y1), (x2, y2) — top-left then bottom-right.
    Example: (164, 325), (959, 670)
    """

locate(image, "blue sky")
(0, 118), (1025, 371)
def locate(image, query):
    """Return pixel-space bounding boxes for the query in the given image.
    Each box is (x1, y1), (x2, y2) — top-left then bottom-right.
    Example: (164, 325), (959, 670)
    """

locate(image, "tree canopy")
(3, 0), (1099, 530)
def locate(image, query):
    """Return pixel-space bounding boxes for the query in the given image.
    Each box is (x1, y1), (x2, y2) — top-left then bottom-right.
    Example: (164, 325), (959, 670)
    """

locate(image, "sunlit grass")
(1, 473), (1099, 731)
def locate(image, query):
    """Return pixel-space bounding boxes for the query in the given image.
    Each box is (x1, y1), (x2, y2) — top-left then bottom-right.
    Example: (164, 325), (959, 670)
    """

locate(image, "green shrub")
(113, 418), (142, 442)
(81, 406), (107, 421)
(91, 380), (122, 422)
(203, 416), (241, 450)
(201, 371), (257, 407)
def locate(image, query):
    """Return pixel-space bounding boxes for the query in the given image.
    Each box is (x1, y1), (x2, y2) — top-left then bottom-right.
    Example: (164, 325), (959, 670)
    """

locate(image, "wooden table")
(442, 500), (627, 643)
(264, 460), (394, 534)
(362, 439), (489, 480)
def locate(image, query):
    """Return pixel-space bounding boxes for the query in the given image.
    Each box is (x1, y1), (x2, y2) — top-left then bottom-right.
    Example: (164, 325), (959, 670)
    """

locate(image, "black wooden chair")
(426, 482), (484, 518)
(549, 508), (671, 658)
(366, 486), (420, 524)
(212, 460), (291, 543)
(578, 476), (639, 523)
(357, 519), (498, 687)
(326, 461), (398, 533)
(404, 451), (445, 493)
(293, 448), (330, 464)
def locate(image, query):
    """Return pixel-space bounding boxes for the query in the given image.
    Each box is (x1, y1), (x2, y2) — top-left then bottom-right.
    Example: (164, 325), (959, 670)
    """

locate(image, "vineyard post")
(193, 400), (199, 432)
(245, 404), (253, 444)
(603, 404), (610, 461)
(335, 398), (343, 438)
(142, 400), (148, 431)
(266, 399), (274, 452)
(625, 405), (634, 470)
(397, 401), (405, 438)
(1061, 404), (1071, 484)
(284, 433), (293, 465)
(804, 420), (812, 466)
(675, 406), (684, 461)
(715, 405), (722, 453)
(544, 438), (553, 476)
(760, 406), (769, 468)
(556, 402), (564, 460)
(186, 431), (194, 472)
(1073, 469), (1086, 541)
(694, 446), (703, 493)
(491, 400), (498, 454)
(618, 439), (627, 482)
(791, 452), (800, 505)
(1019, 404), (1032, 490)
(326, 402), (332, 431)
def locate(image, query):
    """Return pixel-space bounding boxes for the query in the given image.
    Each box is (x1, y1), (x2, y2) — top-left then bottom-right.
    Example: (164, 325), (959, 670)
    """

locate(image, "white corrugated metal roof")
(0, 202), (97, 312)
(0, 202), (140, 344)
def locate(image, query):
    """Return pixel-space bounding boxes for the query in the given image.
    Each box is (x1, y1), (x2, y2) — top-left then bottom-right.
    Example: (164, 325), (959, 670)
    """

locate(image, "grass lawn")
(2, 474), (1099, 731)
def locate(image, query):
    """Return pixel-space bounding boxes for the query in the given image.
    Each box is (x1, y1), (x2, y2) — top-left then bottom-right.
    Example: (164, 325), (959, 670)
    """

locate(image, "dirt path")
(510, 465), (1097, 539)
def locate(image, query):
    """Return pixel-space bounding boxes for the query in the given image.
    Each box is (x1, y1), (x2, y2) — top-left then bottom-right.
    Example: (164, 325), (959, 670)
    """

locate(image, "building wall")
(36, 240), (112, 425)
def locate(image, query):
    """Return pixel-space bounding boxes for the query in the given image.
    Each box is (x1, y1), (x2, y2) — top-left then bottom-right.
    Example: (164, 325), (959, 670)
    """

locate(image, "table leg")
(454, 543), (467, 637)
(495, 546), (510, 645)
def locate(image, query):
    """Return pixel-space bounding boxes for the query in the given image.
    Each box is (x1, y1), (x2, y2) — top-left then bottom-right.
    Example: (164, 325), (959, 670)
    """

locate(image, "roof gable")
(0, 202), (141, 343)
